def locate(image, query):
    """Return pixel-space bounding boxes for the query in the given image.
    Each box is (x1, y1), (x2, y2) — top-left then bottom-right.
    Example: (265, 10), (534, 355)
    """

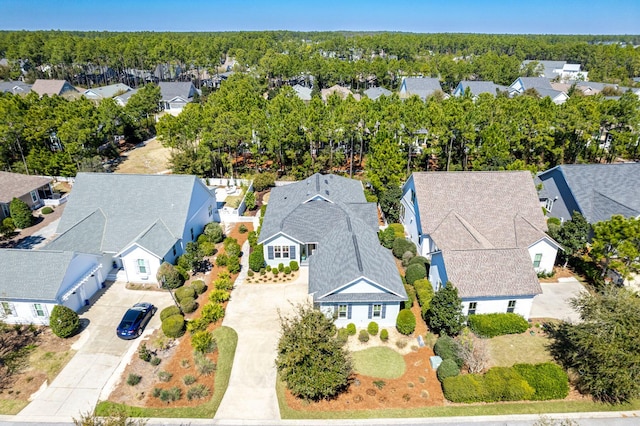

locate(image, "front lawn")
(352, 347), (406, 379)
(487, 332), (553, 368)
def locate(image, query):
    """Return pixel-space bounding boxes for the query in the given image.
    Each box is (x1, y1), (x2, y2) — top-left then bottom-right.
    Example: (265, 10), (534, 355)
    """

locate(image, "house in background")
(292, 84), (312, 102)
(399, 77), (444, 100)
(521, 60), (588, 81)
(258, 173), (407, 327)
(0, 81), (32, 95)
(452, 80), (508, 98)
(82, 83), (132, 101)
(400, 171), (560, 319)
(509, 77), (568, 104)
(0, 249), (104, 324)
(114, 88), (139, 107)
(536, 163), (640, 224)
(321, 85), (360, 101)
(31, 79), (78, 98)
(0, 171), (53, 221)
(45, 173), (218, 285)
(158, 81), (200, 115)
(364, 86), (392, 101)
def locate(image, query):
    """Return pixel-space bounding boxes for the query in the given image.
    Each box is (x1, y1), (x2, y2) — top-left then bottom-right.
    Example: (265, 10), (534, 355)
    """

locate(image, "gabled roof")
(292, 84), (312, 101)
(31, 79), (77, 97)
(0, 81), (32, 95)
(441, 248), (542, 298)
(158, 82), (197, 102)
(411, 171), (548, 250)
(454, 81), (507, 97)
(521, 60), (566, 78)
(0, 171), (51, 204)
(46, 173), (213, 257)
(364, 86), (392, 100)
(321, 85), (358, 101)
(0, 249), (75, 301)
(538, 164), (640, 223)
(512, 77), (554, 92)
(114, 88), (138, 104)
(400, 77), (442, 100)
(83, 83), (132, 99)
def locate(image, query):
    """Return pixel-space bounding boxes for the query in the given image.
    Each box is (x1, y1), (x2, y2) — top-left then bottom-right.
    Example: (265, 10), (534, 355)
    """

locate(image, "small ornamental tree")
(9, 197), (34, 229)
(276, 304), (352, 401)
(245, 190), (256, 210)
(157, 262), (184, 289)
(249, 245), (265, 272)
(427, 283), (465, 336)
(396, 308), (416, 335)
(252, 172), (276, 192)
(49, 305), (80, 338)
(204, 222), (224, 243)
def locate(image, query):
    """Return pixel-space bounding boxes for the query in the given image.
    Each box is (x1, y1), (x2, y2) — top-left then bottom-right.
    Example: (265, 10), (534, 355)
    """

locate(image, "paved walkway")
(530, 278), (586, 323)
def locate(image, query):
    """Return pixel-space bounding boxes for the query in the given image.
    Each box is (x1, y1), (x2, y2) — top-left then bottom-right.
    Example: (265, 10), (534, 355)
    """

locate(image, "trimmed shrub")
(413, 279), (434, 318)
(249, 246), (265, 272)
(9, 197), (33, 228)
(437, 358), (461, 382)
(160, 305), (181, 321)
(246, 270), (253, 278)
(396, 309), (416, 335)
(336, 328), (349, 345)
(272, 269), (279, 277)
(392, 238), (416, 259)
(41, 206), (54, 214)
(284, 266), (291, 275)
(346, 323), (357, 335)
(404, 283), (416, 310)
(162, 314), (186, 338)
(201, 302), (225, 324)
(378, 227), (396, 249)
(368, 321), (379, 336)
(405, 263), (426, 285)
(157, 262), (184, 289)
(401, 251), (414, 267)
(1, 217), (15, 233)
(289, 260), (299, 271)
(199, 241), (217, 256)
(380, 329), (389, 342)
(174, 286), (196, 303)
(190, 280), (207, 295)
(434, 336), (464, 368)
(224, 238), (241, 258)
(127, 374), (142, 386)
(467, 313), (529, 338)
(216, 253), (228, 267)
(513, 363), (569, 401)
(442, 374), (487, 403)
(227, 256), (241, 274)
(204, 222), (224, 243)
(247, 231), (258, 248)
(358, 329), (370, 343)
(388, 223), (406, 238)
(49, 305), (80, 338)
(213, 275), (233, 291)
(483, 367), (535, 402)
(278, 263), (285, 272)
(191, 330), (217, 353)
(408, 256), (429, 267)
(208, 289), (230, 303)
(252, 172), (276, 192)
(180, 297), (198, 314)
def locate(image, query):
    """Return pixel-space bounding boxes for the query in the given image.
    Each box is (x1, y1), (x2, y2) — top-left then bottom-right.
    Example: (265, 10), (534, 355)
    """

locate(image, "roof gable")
(0, 171), (51, 204)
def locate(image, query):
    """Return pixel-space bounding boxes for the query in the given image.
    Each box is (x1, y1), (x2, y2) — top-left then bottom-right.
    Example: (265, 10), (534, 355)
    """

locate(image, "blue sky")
(1, 0), (639, 34)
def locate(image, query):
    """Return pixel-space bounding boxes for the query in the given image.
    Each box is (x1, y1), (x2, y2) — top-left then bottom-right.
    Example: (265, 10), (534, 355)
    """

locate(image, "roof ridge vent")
(316, 174), (320, 192)
(352, 234), (363, 273)
(346, 216), (352, 232)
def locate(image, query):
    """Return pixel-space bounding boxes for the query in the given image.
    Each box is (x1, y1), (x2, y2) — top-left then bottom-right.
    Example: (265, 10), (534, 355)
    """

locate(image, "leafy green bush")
(513, 363), (569, 401)
(227, 256), (241, 274)
(284, 266), (291, 274)
(404, 283), (416, 309)
(204, 222), (224, 243)
(405, 263), (426, 285)
(183, 374), (196, 385)
(392, 238), (416, 259)
(367, 321), (379, 336)
(380, 329), (389, 341)
(186, 317), (208, 334)
(158, 371), (173, 382)
(433, 336), (464, 368)
(157, 262), (184, 289)
(201, 302), (225, 324)
(289, 260), (299, 271)
(401, 251), (415, 267)
(467, 312), (529, 338)
(252, 172), (276, 192)
(483, 367), (535, 402)
(388, 223), (406, 238)
(1, 217), (15, 234)
(9, 197), (33, 228)
(442, 374), (487, 403)
(138, 343), (152, 362)
(174, 286), (196, 303)
(245, 190), (256, 210)
(346, 323), (357, 335)
(427, 284), (465, 336)
(239, 224), (248, 233)
(413, 278), (434, 318)
(358, 329), (370, 342)
(216, 253), (228, 267)
(194, 351), (216, 375)
(180, 297), (198, 314)
(336, 328), (349, 345)
(224, 237), (241, 258)
(190, 279), (207, 295)
(150, 356), (161, 366)
(396, 309), (416, 335)
(378, 227), (396, 249)
(158, 386), (182, 402)
(247, 231), (258, 248)
(208, 289), (230, 303)
(187, 383), (210, 401)
(191, 330), (217, 353)
(249, 245), (265, 271)
(408, 255), (429, 267)
(127, 374), (142, 386)
(160, 305), (181, 321)
(162, 314), (186, 338)
(437, 358), (460, 382)
(41, 206), (54, 214)
(278, 263), (285, 272)
(199, 240), (217, 256)
(213, 274), (233, 290)
(49, 305), (80, 338)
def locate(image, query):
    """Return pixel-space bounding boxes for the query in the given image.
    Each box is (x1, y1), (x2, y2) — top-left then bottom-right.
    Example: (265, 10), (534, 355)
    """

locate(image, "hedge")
(162, 314), (186, 338)
(443, 374), (487, 403)
(442, 366), (534, 403)
(396, 309), (416, 335)
(190, 280), (207, 295)
(403, 283), (416, 310)
(180, 297), (198, 314)
(513, 363), (569, 400)
(388, 223), (406, 238)
(160, 305), (181, 321)
(405, 263), (426, 285)
(408, 255), (429, 268)
(174, 286), (196, 303)
(467, 312), (529, 338)
(433, 335), (463, 368)
(436, 358), (460, 382)
(392, 238), (416, 259)
(413, 278), (434, 318)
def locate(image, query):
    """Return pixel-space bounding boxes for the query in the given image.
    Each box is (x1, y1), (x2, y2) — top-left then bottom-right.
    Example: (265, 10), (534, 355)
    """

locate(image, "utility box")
(430, 355), (443, 370)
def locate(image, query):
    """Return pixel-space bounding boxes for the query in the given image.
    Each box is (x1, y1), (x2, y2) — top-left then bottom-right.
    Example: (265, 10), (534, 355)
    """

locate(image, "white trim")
(61, 264), (102, 301)
(319, 276), (404, 300)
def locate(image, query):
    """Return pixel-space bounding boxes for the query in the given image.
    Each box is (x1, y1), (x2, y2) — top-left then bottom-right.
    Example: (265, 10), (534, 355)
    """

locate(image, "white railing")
(43, 193), (69, 207)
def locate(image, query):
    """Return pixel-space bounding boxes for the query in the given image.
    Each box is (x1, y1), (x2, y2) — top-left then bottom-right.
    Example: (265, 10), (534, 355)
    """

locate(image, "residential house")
(321, 85), (360, 101)
(83, 83), (132, 101)
(363, 86), (392, 101)
(452, 80), (507, 98)
(400, 171), (560, 319)
(509, 77), (568, 104)
(292, 84), (312, 102)
(31, 79), (78, 98)
(158, 82), (200, 115)
(258, 173), (407, 327)
(0, 171), (53, 221)
(521, 60), (588, 81)
(0, 249), (104, 324)
(536, 163), (640, 224)
(399, 77), (444, 100)
(114, 88), (139, 107)
(522, 60), (567, 78)
(0, 81), (32, 95)
(45, 173), (218, 284)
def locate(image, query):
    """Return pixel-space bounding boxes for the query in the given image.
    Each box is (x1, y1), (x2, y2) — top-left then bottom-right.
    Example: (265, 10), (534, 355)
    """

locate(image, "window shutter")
(333, 305), (338, 316)
(290, 245), (296, 260)
(30, 304), (37, 318)
(381, 304), (386, 319)
(368, 304), (372, 319)
(347, 305), (352, 320)
(268, 246), (274, 260)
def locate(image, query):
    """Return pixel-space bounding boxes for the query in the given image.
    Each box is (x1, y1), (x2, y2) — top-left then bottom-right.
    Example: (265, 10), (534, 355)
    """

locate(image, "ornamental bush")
(467, 312), (529, 338)
(289, 260), (299, 271)
(388, 223), (406, 238)
(513, 363), (569, 400)
(204, 222), (224, 243)
(162, 314), (186, 338)
(249, 245), (265, 272)
(442, 366), (534, 403)
(401, 251), (414, 267)
(367, 321), (379, 336)
(227, 255), (241, 274)
(49, 305), (79, 338)
(433, 335), (464, 368)
(190, 280), (207, 295)
(413, 279), (434, 319)
(336, 328), (349, 346)
(213, 274), (233, 291)
(41, 206), (54, 214)
(408, 256), (429, 268)
(392, 238), (416, 259)
(174, 286), (196, 303)
(157, 262), (184, 290)
(346, 323), (357, 335)
(405, 263), (426, 285)
(160, 305), (181, 321)
(201, 302), (225, 324)
(436, 358), (460, 382)
(208, 289), (230, 303)
(252, 172), (276, 192)
(9, 197), (33, 229)
(404, 283), (416, 309)
(180, 297), (198, 314)
(358, 329), (370, 343)
(378, 227), (396, 249)
(199, 241), (217, 256)
(215, 253), (228, 267)
(396, 309), (416, 335)
(191, 330), (217, 353)
(284, 266), (291, 275)
(380, 329), (389, 341)
(442, 374), (487, 403)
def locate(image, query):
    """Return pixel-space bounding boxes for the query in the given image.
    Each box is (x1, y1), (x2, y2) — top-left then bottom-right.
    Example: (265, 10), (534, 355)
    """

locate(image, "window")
(544, 198), (554, 212)
(1, 203), (10, 217)
(172, 246), (177, 257)
(507, 300), (516, 313)
(137, 259), (147, 274)
(30, 190), (38, 203)
(190, 228), (194, 240)
(33, 304), (45, 317)
(533, 253), (542, 268)
(274, 246), (282, 258)
(338, 304), (347, 319)
(2, 302), (15, 316)
(372, 304), (382, 318)
(282, 246), (289, 259)
(468, 302), (477, 315)
(208, 204), (213, 217)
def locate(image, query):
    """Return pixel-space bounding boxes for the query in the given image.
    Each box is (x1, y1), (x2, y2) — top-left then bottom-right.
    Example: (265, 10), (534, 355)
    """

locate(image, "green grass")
(0, 399), (29, 415)
(352, 347), (406, 379)
(30, 349), (76, 382)
(96, 326), (237, 418)
(487, 333), (553, 367)
(277, 378), (640, 419)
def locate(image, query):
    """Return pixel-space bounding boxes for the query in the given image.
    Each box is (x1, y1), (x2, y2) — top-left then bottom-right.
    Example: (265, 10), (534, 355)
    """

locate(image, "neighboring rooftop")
(0, 80), (32, 95)
(454, 80), (507, 97)
(0, 171), (51, 204)
(364, 86), (392, 100)
(522, 60), (566, 78)
(83, 83), (132, 99)
(400, 77), (443, 100)
(158, 81), (198, 102)
(31, 79), (77, 97)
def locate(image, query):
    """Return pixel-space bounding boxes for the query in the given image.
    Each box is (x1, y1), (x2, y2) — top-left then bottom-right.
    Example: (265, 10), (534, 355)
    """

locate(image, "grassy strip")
(277, 378), (640, 419)
(0, 400), (29, 415)
(96, 326), (238, 418)
(352, 347), (406, 379)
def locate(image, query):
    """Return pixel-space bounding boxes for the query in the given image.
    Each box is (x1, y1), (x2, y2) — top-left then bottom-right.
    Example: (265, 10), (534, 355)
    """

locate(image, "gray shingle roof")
(0, 171), (51, 204)
(400, 77), (442, 100)
(158, 82), (197, 102)
(455, 81), (507, 97)
(541, 164), (640, 223)
(47, 173), (211, 257)
(83, 83), (132, 99)
(0, 249), (75, 301)
(364, 87), (392, 100)
(521, 60), (566, 78)
(515, 77), (554, 91)
(292, 84), (312, 101)
(131, 220), (180, 258)
(441, 248), (542, 298)
(0, 81), (32, 95)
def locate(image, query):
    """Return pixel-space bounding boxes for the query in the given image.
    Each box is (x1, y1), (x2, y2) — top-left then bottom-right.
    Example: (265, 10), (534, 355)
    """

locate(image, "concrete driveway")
(214, 271), (309, 421)
(17, 280), (174, 422)
(530, 278), (587, 323)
